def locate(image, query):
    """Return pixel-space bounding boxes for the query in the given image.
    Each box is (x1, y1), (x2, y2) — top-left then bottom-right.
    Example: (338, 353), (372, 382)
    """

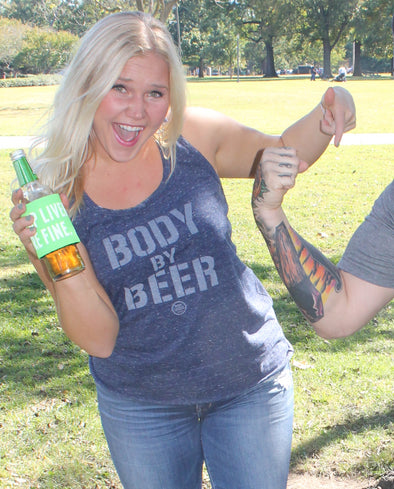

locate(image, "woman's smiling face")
(91, 52), (170, 163)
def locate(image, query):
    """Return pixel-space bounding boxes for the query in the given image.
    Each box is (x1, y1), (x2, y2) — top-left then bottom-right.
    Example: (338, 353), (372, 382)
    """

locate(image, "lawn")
(0, 78), (393, 488)
(1, 77), (394, 135)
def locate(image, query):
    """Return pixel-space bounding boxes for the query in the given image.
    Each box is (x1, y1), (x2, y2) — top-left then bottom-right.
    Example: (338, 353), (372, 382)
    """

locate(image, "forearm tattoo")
(267, 222), (342, 323)
(252, 160), (342, 322)
(252, 161), (268, 200)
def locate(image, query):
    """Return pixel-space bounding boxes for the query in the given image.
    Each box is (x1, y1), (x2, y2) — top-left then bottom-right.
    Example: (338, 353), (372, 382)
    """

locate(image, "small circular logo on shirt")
(171, 301), (187, 315)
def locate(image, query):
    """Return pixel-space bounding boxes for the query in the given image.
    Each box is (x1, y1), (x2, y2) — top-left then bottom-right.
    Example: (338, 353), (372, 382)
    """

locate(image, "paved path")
(1, 136), (41, 149)
(0, 134), (393, 150)
(338, 133), (394, 145)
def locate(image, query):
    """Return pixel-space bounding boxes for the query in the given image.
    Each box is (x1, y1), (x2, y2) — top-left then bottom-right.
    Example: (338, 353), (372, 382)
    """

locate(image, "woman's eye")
(149, 90), (163, 98)
(112, 84), (127, 94)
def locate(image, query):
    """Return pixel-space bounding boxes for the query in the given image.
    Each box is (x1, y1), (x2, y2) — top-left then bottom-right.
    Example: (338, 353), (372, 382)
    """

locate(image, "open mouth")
(114, 123), (143, 143)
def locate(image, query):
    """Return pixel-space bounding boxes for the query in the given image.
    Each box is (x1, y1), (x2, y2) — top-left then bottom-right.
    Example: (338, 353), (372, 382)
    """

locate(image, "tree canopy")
(0, 0), (393, 77)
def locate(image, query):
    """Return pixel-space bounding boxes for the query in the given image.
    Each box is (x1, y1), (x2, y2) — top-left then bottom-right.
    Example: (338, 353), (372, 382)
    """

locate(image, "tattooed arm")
(252, 148), (394, 338)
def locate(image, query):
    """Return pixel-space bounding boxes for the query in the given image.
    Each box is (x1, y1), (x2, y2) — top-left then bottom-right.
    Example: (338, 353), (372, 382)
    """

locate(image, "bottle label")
(23, 194), (80, 259)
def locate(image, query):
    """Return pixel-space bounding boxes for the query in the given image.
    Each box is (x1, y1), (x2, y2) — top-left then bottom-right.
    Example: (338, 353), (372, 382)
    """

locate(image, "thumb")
(297, 160), (309, 174)
(323, 87), (345, 147)
(323, 86), (335, 107)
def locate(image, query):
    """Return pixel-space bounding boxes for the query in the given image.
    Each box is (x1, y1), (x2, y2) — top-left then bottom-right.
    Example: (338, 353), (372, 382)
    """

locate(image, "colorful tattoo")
(271, 222), (342, 323)
(252, 162), (269, 200)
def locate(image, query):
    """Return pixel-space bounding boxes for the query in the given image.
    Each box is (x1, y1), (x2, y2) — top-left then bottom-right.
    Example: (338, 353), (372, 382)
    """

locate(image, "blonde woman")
(11, 11), (356, 489)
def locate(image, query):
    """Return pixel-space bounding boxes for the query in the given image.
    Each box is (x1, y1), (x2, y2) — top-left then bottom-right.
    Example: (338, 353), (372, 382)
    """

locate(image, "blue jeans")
(96, 364), (294, 489)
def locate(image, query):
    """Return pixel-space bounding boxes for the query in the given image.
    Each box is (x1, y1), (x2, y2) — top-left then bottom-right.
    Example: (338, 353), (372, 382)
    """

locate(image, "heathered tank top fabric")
(73, 137), (293, 404)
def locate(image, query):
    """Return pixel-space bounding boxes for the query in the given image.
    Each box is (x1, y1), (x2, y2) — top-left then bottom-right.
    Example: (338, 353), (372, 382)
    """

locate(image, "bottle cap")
(10, 149), (27, 161)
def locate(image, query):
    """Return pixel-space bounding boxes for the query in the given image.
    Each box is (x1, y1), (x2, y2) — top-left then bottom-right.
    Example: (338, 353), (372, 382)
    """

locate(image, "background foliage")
(0, 0), (393, 78)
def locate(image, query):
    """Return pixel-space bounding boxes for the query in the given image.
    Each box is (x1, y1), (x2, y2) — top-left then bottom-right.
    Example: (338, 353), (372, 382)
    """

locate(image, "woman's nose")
(125, 95), (145, 119)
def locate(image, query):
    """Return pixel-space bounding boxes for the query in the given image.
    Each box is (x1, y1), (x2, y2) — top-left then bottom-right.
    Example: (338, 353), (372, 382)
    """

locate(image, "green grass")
(188, 78), (394, 134)
(0, 80), (393, 488)
(222, 144), (393, 479)
(0, 78), (394, 135)
(0, 86), (56, 136)
(185, 77), (394, 134)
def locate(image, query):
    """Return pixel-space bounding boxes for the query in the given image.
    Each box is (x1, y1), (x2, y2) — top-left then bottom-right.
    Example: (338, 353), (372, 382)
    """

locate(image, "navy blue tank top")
(73, 137), (293, 404)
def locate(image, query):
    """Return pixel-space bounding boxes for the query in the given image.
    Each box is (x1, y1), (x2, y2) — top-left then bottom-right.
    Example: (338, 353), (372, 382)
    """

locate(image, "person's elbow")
(88, 340), (117, 358)
(311, 317), (365, 340)
(69, 323), (119, 359)
(92, 326), (119, 358)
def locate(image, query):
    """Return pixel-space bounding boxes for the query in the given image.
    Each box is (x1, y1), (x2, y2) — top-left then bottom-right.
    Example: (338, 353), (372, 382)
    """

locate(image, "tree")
(350, 0), (393, 76)
(13, 27), (78, 74)
(3, 0), (78, 30)
(134, 0), (179, 23)
(392, 13), (394, 76)
(243, 40), (266, 75)
(208, 19), (241, 77)
(0, 17), (27, 75)
(2, 0), (178, 36)
(237, 0), (295, 78)
(294, 0), (359, 78)
(173, 0), (232, 77)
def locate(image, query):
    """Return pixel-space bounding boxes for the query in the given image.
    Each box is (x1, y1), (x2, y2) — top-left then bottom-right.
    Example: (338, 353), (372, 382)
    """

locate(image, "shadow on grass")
(246, 261), (273, 281)
(0, 269), (94, 405)
(2, 257), (392, 405)
(34, 460), (121, 489)
(0, 242), (33, 268)
(290, 404), (394, 472)
(247, 264), (393, 476)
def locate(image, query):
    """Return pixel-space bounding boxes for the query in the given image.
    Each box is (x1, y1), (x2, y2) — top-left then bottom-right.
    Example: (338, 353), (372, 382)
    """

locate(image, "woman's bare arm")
(10, 189), (119, 357)
(182, 86), (356, 178)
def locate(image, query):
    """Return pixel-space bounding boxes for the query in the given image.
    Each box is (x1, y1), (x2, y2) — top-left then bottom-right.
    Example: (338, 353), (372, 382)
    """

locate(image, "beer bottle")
(11, 149), (85, 281)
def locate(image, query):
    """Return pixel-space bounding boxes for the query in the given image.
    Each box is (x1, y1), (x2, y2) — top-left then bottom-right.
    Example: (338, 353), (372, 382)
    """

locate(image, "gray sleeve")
(338, 180), (394, 288)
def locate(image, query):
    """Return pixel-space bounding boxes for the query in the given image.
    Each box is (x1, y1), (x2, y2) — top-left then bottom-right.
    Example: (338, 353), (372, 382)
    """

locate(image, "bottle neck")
(12, 156), (38, 187)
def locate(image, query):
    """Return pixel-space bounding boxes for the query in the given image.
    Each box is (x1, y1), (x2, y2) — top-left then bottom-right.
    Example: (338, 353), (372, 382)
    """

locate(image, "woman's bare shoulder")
(181, 107), (225, 165)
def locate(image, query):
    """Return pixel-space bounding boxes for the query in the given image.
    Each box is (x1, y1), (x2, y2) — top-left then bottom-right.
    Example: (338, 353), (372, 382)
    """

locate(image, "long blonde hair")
(32, 11), (186, 216)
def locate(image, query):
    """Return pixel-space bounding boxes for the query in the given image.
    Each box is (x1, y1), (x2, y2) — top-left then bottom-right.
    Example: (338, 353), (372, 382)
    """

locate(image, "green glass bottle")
(11, 149), (85, 281)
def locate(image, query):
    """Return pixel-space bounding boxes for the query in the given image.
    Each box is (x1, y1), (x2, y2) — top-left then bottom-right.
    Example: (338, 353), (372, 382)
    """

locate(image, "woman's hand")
(10, 188), (38, 258)
(10, 189), (71, 258)
(320, 86), (356, 147)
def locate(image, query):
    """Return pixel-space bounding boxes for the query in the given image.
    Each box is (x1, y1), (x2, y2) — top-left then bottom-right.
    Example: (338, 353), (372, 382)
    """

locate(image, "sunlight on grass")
(186, 78), (394, 134)
(0, 86), (55, 135)
(1, 78), (394, 135)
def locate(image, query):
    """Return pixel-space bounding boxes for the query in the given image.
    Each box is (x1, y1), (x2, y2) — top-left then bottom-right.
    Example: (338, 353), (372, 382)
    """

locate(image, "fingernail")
(26, 214), (33, 221)
(17, 203), (23, 210)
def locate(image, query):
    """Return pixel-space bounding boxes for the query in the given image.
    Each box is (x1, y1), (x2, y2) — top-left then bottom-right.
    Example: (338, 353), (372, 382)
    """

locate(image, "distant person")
(310, 65), (317, 81)
(334, 66), (347, 82)
(252, 147), (393, 338)
(10, 11), (356, 489)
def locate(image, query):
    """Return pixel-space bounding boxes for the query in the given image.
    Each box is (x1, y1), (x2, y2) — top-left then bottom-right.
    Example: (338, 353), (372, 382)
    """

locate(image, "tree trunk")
(198, 56), (204, 78)
(263, 38), (278, 78)
(160, 0), (179, 23)
(352, 40), (362, 76)
(135, 0), (178, 23)
(392, 14), (394, 76)
(322, 38), (332, 78)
